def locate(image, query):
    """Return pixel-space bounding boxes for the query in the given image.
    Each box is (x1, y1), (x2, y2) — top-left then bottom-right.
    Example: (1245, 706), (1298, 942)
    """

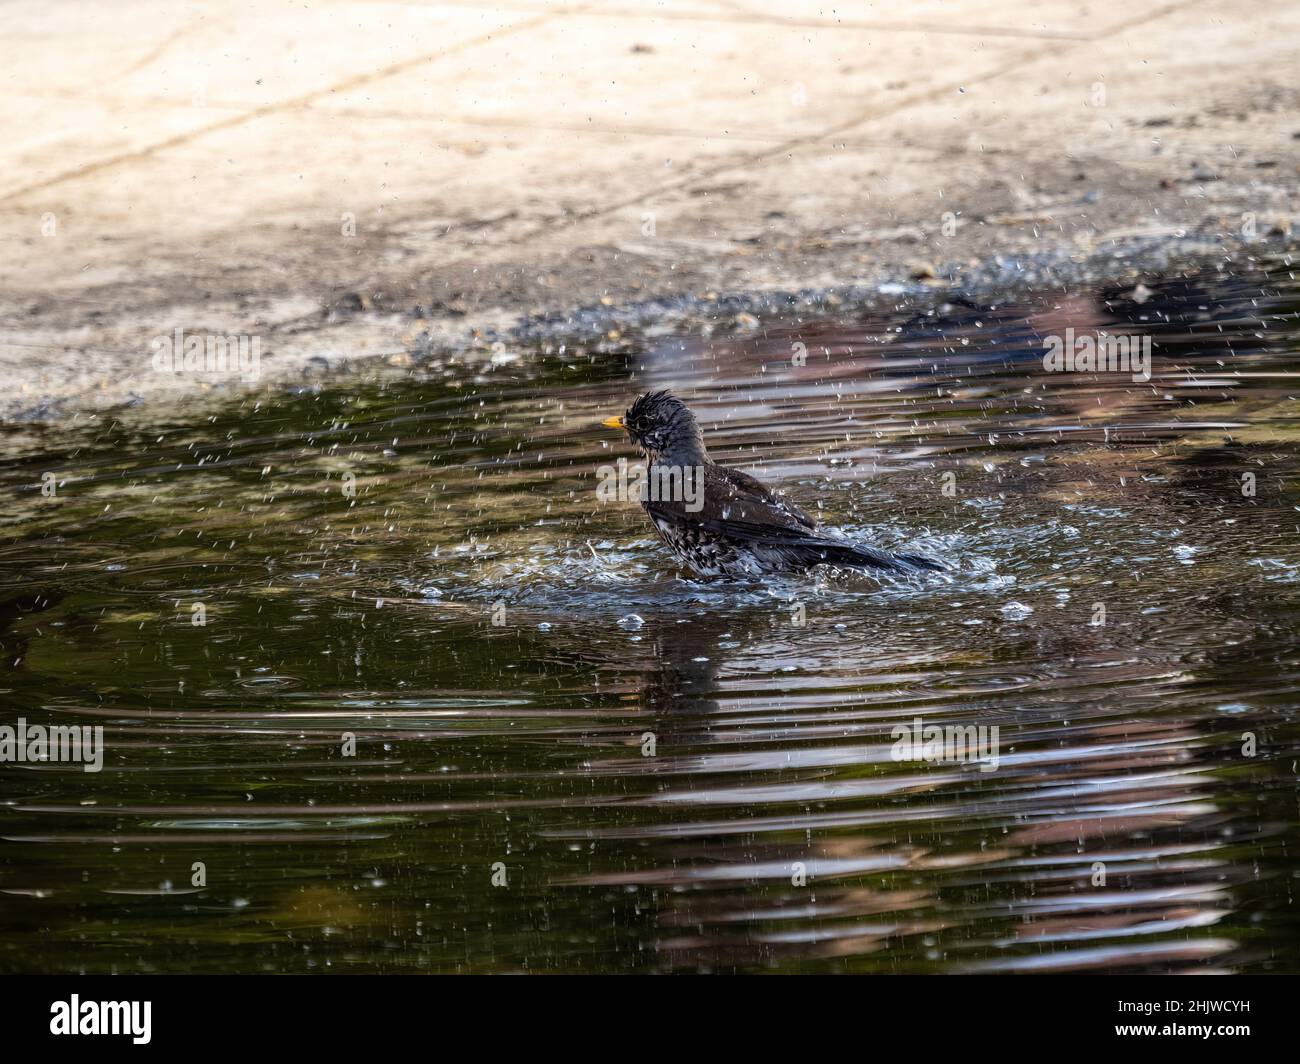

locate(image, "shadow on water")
(0, 263), (1298, 972)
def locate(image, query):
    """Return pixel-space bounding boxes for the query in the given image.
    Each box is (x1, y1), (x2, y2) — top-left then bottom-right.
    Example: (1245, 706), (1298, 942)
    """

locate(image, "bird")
(601, 390), (945, 578)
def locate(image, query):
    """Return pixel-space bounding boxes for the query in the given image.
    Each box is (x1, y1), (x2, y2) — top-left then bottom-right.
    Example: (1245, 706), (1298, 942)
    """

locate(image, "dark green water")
(2, 266), (1299, 973)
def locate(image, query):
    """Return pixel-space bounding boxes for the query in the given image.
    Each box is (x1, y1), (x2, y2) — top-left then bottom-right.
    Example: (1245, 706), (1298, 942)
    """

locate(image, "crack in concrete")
(0, 7), (569, 205)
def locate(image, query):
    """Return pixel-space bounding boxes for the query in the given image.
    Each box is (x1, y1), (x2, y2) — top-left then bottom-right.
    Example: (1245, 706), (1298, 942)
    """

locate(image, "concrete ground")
(2, 0), (1298, 421)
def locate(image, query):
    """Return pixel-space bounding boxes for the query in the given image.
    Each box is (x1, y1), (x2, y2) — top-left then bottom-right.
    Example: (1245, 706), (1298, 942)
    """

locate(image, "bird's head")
(602, 390), (707, 464)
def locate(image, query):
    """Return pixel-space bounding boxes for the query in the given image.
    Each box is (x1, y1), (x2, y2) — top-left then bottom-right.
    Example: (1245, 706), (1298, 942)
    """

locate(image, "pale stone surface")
(0, 0), (1297, 420)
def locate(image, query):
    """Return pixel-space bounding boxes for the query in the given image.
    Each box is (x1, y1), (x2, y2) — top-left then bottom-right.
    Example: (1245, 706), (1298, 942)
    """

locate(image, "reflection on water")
(1, 264), (1298, 973)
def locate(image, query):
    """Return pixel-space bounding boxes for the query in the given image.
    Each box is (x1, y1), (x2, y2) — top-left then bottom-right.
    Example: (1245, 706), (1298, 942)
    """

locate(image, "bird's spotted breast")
(648, 512), (766, 577)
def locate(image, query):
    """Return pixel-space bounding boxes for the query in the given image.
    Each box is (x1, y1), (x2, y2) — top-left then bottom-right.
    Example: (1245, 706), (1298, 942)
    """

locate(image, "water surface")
(2, 265), (1299, 973)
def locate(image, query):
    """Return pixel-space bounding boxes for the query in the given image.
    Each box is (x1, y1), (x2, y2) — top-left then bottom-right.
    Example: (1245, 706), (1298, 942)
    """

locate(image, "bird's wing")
(644, 462), (819, 540)
(708, 464), (817, 529)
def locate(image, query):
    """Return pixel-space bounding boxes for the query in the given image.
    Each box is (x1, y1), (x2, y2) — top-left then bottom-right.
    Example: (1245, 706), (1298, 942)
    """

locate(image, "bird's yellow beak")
(601, 415), (626, 430)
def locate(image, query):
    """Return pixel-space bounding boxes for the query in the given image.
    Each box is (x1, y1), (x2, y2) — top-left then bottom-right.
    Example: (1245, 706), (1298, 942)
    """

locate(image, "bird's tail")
(797, 540), (946, 574)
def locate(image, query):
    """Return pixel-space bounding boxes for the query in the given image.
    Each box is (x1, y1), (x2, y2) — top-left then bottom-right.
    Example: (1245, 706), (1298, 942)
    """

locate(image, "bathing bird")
(601, 391), (944, 578)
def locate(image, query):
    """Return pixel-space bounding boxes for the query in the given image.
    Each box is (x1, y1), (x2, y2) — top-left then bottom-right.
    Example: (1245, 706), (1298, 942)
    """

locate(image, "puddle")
(1, 264), (1298, 972)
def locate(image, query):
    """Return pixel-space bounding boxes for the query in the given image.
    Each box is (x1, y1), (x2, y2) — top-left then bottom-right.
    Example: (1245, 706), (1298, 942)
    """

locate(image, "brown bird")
(602, 391), (944, 578)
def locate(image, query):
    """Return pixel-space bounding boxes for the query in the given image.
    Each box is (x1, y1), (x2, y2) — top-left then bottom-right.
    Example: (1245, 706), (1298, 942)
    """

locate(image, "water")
(1, 265), (1298, 973)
